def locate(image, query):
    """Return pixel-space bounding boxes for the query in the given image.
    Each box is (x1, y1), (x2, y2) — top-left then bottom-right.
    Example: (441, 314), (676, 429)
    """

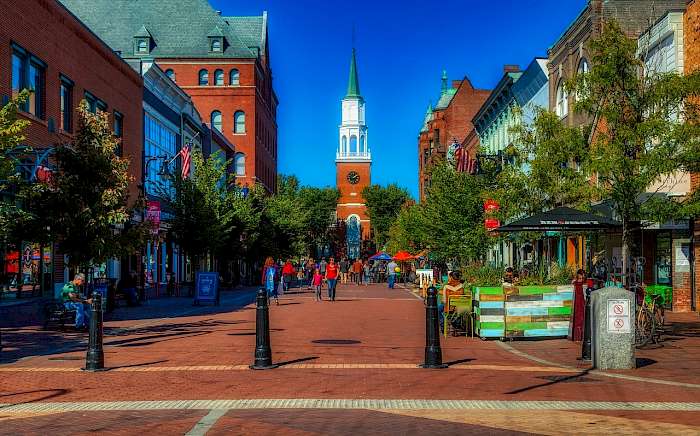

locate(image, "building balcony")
(336, 150), (371, 160)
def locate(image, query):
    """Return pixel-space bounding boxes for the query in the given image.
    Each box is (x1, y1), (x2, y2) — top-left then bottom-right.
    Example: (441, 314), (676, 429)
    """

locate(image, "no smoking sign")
(607, 299), (631, 334)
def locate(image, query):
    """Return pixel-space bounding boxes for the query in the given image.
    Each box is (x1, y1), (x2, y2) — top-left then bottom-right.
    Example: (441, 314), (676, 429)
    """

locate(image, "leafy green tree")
(50, 102), (141, 269)
(420, 162), (490, 265)
(299, 186), (340, 254)
(362, 184), (410, 249)
(514, 21), (700, 279)
(0, 91), (34, 245)
(167, 149), (236, 270)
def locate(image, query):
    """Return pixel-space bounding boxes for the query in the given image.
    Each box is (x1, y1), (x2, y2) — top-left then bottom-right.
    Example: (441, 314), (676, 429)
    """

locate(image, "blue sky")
(211, 0), (587, 198)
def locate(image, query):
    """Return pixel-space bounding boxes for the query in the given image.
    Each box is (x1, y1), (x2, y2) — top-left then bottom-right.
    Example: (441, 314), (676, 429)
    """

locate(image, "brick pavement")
(2, 283), (700, 434)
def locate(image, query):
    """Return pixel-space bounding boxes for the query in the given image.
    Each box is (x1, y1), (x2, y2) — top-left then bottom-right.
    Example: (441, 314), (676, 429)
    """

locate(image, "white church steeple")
(337, 48), (371, 161)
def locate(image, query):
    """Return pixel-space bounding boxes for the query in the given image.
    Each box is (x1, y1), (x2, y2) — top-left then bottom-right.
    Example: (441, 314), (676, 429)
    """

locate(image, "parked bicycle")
(634, 284), (664, 348)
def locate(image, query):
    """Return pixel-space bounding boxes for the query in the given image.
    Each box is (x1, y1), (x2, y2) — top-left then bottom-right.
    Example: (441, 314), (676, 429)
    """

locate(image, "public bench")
(43, 301), (76, 331)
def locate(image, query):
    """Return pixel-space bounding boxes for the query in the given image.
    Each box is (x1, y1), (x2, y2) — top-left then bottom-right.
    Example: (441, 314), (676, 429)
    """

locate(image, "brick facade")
(157, 58), (277, 192)
(418, 77), (490, 201)
(548, 0), (686, 126)
(686, 0), (700, 312)
(0, 0), (144, 292)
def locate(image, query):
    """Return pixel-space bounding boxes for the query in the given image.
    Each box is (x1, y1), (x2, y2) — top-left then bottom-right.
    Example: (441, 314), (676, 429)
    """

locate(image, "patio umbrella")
(393, 251), (415, 261)
(369, 252), (392, 261)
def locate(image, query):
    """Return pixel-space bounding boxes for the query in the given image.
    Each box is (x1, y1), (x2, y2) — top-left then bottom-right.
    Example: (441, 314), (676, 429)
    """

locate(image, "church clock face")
(347, 171), (360, 185)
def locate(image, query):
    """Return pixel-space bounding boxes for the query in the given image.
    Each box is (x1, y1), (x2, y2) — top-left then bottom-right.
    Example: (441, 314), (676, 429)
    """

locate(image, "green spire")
(441, 70), (448, 95)
(346, 48), (361, 98)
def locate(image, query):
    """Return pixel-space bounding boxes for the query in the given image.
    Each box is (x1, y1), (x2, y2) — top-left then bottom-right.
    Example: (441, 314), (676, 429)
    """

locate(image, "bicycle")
(634, 286), (664, 348)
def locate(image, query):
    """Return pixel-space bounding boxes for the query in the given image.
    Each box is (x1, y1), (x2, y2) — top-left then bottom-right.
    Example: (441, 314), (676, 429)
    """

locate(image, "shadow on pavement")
(0, 329), (87, 365)
(105, 359), (169, 371)
(276, 356), (319, 367)
(0, 388), (70, 408)
(505, 369), (592, 395)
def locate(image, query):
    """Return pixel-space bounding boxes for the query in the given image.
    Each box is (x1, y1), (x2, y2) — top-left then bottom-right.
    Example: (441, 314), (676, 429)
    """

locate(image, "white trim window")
(556, 80), (568, 118)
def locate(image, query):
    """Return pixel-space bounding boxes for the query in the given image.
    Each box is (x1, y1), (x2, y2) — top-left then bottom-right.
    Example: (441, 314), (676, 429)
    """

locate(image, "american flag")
(180, 144), (192, 179)
(455, 145), (468, 172)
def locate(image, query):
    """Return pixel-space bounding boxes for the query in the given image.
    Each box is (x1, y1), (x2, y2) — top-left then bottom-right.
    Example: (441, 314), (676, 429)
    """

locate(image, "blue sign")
(195, 272), (219, 305)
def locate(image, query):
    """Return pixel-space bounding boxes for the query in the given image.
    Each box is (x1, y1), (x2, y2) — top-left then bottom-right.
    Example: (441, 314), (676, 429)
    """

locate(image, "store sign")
(146, 201), (161, 235)
(485, 218), (501, 231)
(607, 299), (630, 334)
(484, 199), (499, 214)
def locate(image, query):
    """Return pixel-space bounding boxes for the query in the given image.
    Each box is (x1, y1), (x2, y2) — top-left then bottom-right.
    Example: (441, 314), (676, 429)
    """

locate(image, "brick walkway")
(1, 283), (699, 434)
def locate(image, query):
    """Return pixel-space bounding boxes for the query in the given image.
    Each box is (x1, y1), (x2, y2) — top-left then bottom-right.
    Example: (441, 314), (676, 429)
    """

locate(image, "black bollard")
(84, 294), (105, 371)
(250, 288), (278, 370)
(581, 286), (593, 361)
(420, 285), (447, 369)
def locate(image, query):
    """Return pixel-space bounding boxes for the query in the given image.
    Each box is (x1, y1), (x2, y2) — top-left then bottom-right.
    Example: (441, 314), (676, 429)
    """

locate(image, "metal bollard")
(420, 285), (447, 369)
(581, 286), (593, 361)
(250, 288), (278, 370)
(84, 294), (105, 371)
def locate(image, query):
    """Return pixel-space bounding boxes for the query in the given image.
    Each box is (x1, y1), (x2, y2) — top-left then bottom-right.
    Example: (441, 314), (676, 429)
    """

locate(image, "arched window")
(229, 69), (240, 86)
(350, 135), (358, 154)
(165, 69), (176, 82)
(214, 69), (224, 86)
(342, 135), (347, 153)
(234, 111), (245, 133)
(360, 135), (365, 153)
(578, 58), (589, 74)
(234, 153), (246, 176)
(555, 81), (568, 118)
(210, 110), (222, 132)
(198, 69), (208, 86)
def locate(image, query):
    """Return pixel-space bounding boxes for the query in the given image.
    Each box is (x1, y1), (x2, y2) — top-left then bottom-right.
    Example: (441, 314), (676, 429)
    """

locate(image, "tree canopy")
(361, 184), (411, 249)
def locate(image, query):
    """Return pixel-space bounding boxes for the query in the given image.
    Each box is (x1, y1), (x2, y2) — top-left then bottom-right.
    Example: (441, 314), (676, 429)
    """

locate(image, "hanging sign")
(485, 218), (501, 231)
(146, 201), (161, 235)
(484, 199), (500, 214)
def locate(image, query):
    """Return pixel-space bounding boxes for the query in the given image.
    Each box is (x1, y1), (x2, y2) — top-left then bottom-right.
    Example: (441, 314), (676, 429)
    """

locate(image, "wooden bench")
(17, 283), (41, 298)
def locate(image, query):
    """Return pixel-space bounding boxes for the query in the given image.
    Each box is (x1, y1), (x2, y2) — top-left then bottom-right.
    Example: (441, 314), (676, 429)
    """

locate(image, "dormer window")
(133, 25), (154, 56)
(207, 25), (225, 54)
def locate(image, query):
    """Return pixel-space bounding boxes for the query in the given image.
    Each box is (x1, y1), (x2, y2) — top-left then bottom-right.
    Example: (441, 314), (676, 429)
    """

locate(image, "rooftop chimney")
(503, 64), (520, 73)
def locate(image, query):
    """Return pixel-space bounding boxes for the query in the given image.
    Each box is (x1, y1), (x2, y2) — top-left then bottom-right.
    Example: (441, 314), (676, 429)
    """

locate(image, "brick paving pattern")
(2, 283), (700, 434)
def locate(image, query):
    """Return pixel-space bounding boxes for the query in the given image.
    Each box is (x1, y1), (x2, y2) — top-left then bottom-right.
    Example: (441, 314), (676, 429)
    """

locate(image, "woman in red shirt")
(282, 259), (295, 294)
(325, 257), (339, 301)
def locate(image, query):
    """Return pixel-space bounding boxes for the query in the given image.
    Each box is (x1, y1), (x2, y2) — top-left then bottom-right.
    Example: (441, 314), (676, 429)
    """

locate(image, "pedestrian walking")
(339, 258), (349, 284)
(569, 269), (586, 342)
(325, 257), (339, 301)
(386, 259), (398, 289)
(353, 258), (363, 285)
(282, 259), (295, 293)
(61, 273), (92, 331)
(363, 260), (371, 285)
(312, 268), (323, 301)
(262, 256), (279, 305)
(319, 257), (327, 276)
(305, 258), (315, 289)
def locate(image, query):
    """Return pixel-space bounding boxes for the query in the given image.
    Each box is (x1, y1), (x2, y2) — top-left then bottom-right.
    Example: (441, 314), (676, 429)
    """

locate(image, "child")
(312, 268), (323, 301)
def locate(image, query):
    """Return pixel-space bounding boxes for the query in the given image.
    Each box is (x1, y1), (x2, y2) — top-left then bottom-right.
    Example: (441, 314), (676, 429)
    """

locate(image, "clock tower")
(336, 48), (371, 253)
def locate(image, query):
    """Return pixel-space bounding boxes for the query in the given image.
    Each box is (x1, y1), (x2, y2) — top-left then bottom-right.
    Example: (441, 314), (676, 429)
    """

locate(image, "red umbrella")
(393, 251), (415, 261)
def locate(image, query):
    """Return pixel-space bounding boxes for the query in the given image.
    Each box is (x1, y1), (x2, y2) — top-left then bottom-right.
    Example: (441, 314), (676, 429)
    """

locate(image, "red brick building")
(686, 0), (700, 312)
(60, 0), (278, 192)
(0, 0), (143, 295)
(418, 72), (490, 201)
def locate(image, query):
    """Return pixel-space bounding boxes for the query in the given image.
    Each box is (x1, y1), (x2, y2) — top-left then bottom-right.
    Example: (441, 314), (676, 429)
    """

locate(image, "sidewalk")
(0, 287), (257, 365)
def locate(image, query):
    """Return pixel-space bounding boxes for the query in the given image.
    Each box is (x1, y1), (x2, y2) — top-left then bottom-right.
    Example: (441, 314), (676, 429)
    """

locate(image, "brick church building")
(336, 49), (371, 258)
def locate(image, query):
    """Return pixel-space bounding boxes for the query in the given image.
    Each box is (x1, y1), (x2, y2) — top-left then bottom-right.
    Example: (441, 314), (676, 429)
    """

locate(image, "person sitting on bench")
(61, 273), (92, 331)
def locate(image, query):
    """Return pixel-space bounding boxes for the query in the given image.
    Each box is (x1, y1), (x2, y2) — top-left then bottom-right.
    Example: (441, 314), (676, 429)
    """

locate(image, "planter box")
(475, 285), (573, 339)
